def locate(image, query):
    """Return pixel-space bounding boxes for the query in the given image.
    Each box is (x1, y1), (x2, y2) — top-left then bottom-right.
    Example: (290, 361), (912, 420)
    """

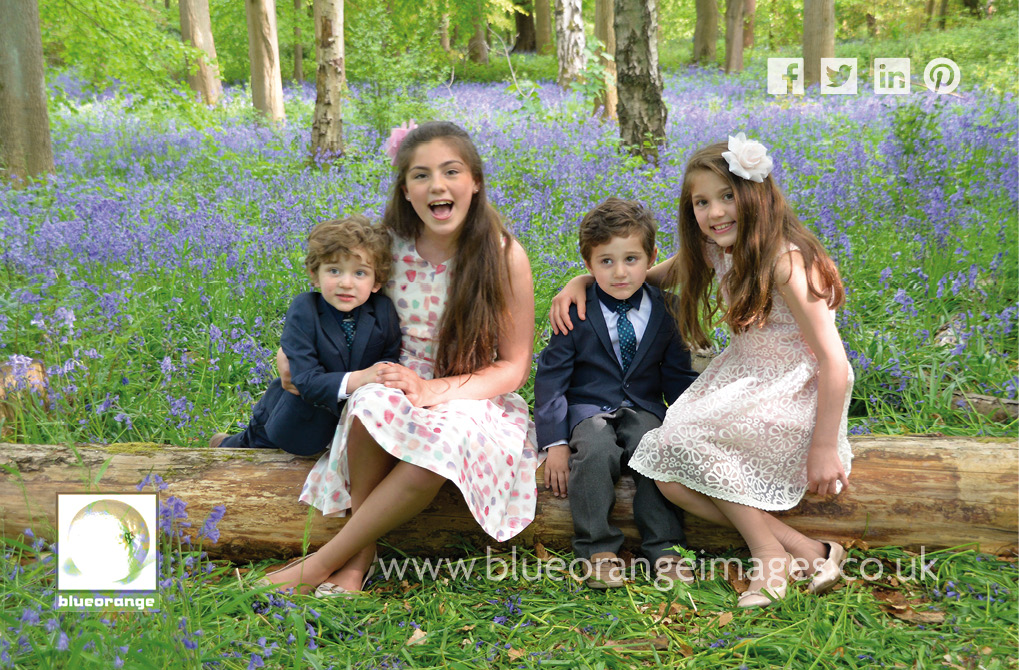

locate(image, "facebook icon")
(768, 58), (805, 95)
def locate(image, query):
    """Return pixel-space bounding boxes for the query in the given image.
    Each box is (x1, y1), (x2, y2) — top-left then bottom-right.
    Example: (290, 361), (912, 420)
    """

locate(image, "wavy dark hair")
(382, 121), (514, 378)
(664, 141), (845, 350)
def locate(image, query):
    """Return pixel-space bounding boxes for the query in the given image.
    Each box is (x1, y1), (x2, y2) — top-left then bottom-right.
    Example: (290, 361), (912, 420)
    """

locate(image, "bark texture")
(1, 437), (1015, 562)
(802, 0), (834, 86)
(514, 0), (538, 52)
(692, 0), (718, 65)
(594, 0), (618, 119)
(468, 1), (489, 65)
(554, 0), (586, 88)
(614, 0), (667, 163)
(0, 0), (54, 184)
(724, 0), (744, 72)
(534, 0), (553, 54)
(179, 0), (224, 104)
(742, 0), (755, 47)
(310, 0), (344, 160)
(246, 0), (286, 123)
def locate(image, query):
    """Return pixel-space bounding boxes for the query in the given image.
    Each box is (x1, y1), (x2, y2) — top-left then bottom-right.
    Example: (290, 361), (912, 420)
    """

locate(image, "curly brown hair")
(305, 214), (393, 285)
(664, 141), (845, 350)
(382, 121), (515, 378)
(578, 198), (657, 263)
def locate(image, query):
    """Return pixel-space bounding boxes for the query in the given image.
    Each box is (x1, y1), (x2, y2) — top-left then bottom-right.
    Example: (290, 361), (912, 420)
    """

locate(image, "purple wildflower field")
(1, 68), (1016, 445)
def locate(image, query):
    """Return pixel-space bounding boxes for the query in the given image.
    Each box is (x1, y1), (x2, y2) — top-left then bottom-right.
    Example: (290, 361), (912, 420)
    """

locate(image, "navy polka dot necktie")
(616, 301), (636, 371)
(340, 316), (356, 350)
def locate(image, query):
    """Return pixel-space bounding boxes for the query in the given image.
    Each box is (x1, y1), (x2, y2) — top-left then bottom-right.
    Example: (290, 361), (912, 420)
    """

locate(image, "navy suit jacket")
(259, 291), (401, 451)
(533, 283), (698, 449)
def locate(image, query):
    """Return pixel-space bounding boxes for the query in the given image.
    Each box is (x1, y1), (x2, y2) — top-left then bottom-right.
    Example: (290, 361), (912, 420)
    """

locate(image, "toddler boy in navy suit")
(211, 215), (401, 455)
(534, 198), (698, 588)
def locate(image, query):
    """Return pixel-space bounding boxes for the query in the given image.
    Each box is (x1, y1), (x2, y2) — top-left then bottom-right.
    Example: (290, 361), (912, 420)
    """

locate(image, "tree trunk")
(802, 0), (834, 87)
(310, 0), (343, 161)
(468, 3), (489, 64)
(293, 0), (304, 82)
(439, 13), (451, 51)
(866, 12), (877, 36)
(246, 0), (286, 123)
(961, 0), (982, 17)
(179, 0), (223, 105)
(925, 0), (935, 27)
(692, 0), (718, 65)
(1, 437), (1015, 562)
(0, 0), (54, 184)
(938, 0), (949, 29)
(535, 0), (553, 54)
(513, 0), (537, 52)
(742, 0), (755, 47)
(614, 0), (667, 163)
(554, 0), (586, 88)
(724, 0), (744, 73)
(594, 0), (618, 119)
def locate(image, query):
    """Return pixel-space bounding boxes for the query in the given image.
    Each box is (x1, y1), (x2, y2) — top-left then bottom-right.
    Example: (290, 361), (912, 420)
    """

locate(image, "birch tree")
(554, 0), (585, 88)
(310, 0), (343, 160)
(614, 0), (667, 162)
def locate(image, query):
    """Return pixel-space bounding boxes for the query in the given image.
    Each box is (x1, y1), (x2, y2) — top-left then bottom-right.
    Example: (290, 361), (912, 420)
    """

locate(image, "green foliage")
(344, 0), (444, 143)
(40, 0), (199, 104)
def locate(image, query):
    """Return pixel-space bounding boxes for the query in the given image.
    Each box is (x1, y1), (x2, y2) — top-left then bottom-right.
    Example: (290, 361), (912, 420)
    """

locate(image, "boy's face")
(311, 248), (381, 313)
(584, 233), (657, 302)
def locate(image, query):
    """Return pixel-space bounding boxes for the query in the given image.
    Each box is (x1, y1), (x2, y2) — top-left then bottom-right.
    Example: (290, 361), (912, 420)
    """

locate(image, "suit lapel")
(625, 284), (662, 377)
(317, 294), (351, 367)
(586, 284), (616, 367)
(350, 297), (377, 368)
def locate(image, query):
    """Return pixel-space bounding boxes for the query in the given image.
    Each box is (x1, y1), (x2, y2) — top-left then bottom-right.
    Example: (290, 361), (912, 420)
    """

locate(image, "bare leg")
(712, 499), (788, 596)
(657, 480), (826, 574)
(322, 418), (397, 590)
(268, 455), (446, 594)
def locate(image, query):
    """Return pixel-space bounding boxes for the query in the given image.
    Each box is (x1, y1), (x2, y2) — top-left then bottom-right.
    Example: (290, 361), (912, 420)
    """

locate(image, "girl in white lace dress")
(269, 121), (541, 595)
(550, 135), (853, 608)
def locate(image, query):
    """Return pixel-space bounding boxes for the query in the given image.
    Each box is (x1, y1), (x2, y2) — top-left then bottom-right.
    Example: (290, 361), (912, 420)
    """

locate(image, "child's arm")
(280, 297), (345, 413)
(776, 251), (851, 496)
(534, 315), (579, 498)
(549, 253), (683, 335)
(376, 239), (535, 407)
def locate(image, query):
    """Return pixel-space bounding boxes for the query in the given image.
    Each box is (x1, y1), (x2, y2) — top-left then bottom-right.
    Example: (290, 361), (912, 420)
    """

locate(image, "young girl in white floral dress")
(268, 121), (541, 595)
(551, 135), (853, 608)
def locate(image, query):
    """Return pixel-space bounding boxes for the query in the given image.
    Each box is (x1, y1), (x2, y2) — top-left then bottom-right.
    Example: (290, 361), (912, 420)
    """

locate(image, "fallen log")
(1, 437), (1015, 563)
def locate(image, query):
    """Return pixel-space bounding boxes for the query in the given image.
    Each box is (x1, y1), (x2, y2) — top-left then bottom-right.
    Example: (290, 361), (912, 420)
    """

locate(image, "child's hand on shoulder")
(543, 444), (570, 498)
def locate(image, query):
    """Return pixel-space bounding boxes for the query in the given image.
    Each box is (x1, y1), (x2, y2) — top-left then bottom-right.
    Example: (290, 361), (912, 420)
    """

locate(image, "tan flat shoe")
(738, 553), (791, 609)
(256, 552), (317, 591)
(315, 556), (378, 599)
(808, 541), (847, 595)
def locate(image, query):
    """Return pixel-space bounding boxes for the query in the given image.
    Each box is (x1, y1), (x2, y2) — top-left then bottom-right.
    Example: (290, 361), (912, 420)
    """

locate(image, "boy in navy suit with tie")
(211, 215), (401, 455)
(534, 198), (698, 589)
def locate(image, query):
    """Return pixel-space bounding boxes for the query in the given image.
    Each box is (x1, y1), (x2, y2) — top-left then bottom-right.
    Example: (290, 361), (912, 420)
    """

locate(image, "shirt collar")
(595, 284), (644, 312)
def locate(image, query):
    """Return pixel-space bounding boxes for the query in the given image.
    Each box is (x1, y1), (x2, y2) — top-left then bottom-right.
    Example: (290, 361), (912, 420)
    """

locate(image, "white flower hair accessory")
(721, 132), (774, 183)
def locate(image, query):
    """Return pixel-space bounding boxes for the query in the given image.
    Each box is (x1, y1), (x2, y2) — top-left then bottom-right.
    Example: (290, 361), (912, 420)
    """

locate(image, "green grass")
(3, 518), (1016, 668)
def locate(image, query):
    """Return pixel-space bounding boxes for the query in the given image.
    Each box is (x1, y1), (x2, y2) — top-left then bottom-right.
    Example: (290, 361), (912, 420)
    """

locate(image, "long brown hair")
(382, 121), (514, 377)
(664, 141), (845, 350)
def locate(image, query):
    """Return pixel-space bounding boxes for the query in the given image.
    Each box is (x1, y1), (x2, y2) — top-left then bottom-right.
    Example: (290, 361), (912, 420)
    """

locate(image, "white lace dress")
(629, 243), (853, 511)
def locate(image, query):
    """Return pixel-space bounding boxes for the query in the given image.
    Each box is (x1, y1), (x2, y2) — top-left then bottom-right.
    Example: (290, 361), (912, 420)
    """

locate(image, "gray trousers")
(567, 407), (687, 562)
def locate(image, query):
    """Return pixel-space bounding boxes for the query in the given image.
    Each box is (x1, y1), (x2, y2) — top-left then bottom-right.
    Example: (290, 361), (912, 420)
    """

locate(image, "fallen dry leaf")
(714, 611), (734, 628)
(880, 605), (946, 624)
(534, 542), (550, 560)
(508, 648), (526, 660)
(406, 629), (427, 646)
(721, 561), (750, 595)
(846, 538), (870, 551)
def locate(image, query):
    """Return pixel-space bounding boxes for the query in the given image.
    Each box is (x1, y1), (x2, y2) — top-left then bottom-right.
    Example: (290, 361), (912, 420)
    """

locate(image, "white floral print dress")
(300, 236), (541, 541)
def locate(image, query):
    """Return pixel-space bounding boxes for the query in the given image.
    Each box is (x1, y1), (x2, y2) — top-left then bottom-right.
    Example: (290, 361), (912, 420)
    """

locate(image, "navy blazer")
(533, 283), (698, 449)
(260, 291), (401, 450)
